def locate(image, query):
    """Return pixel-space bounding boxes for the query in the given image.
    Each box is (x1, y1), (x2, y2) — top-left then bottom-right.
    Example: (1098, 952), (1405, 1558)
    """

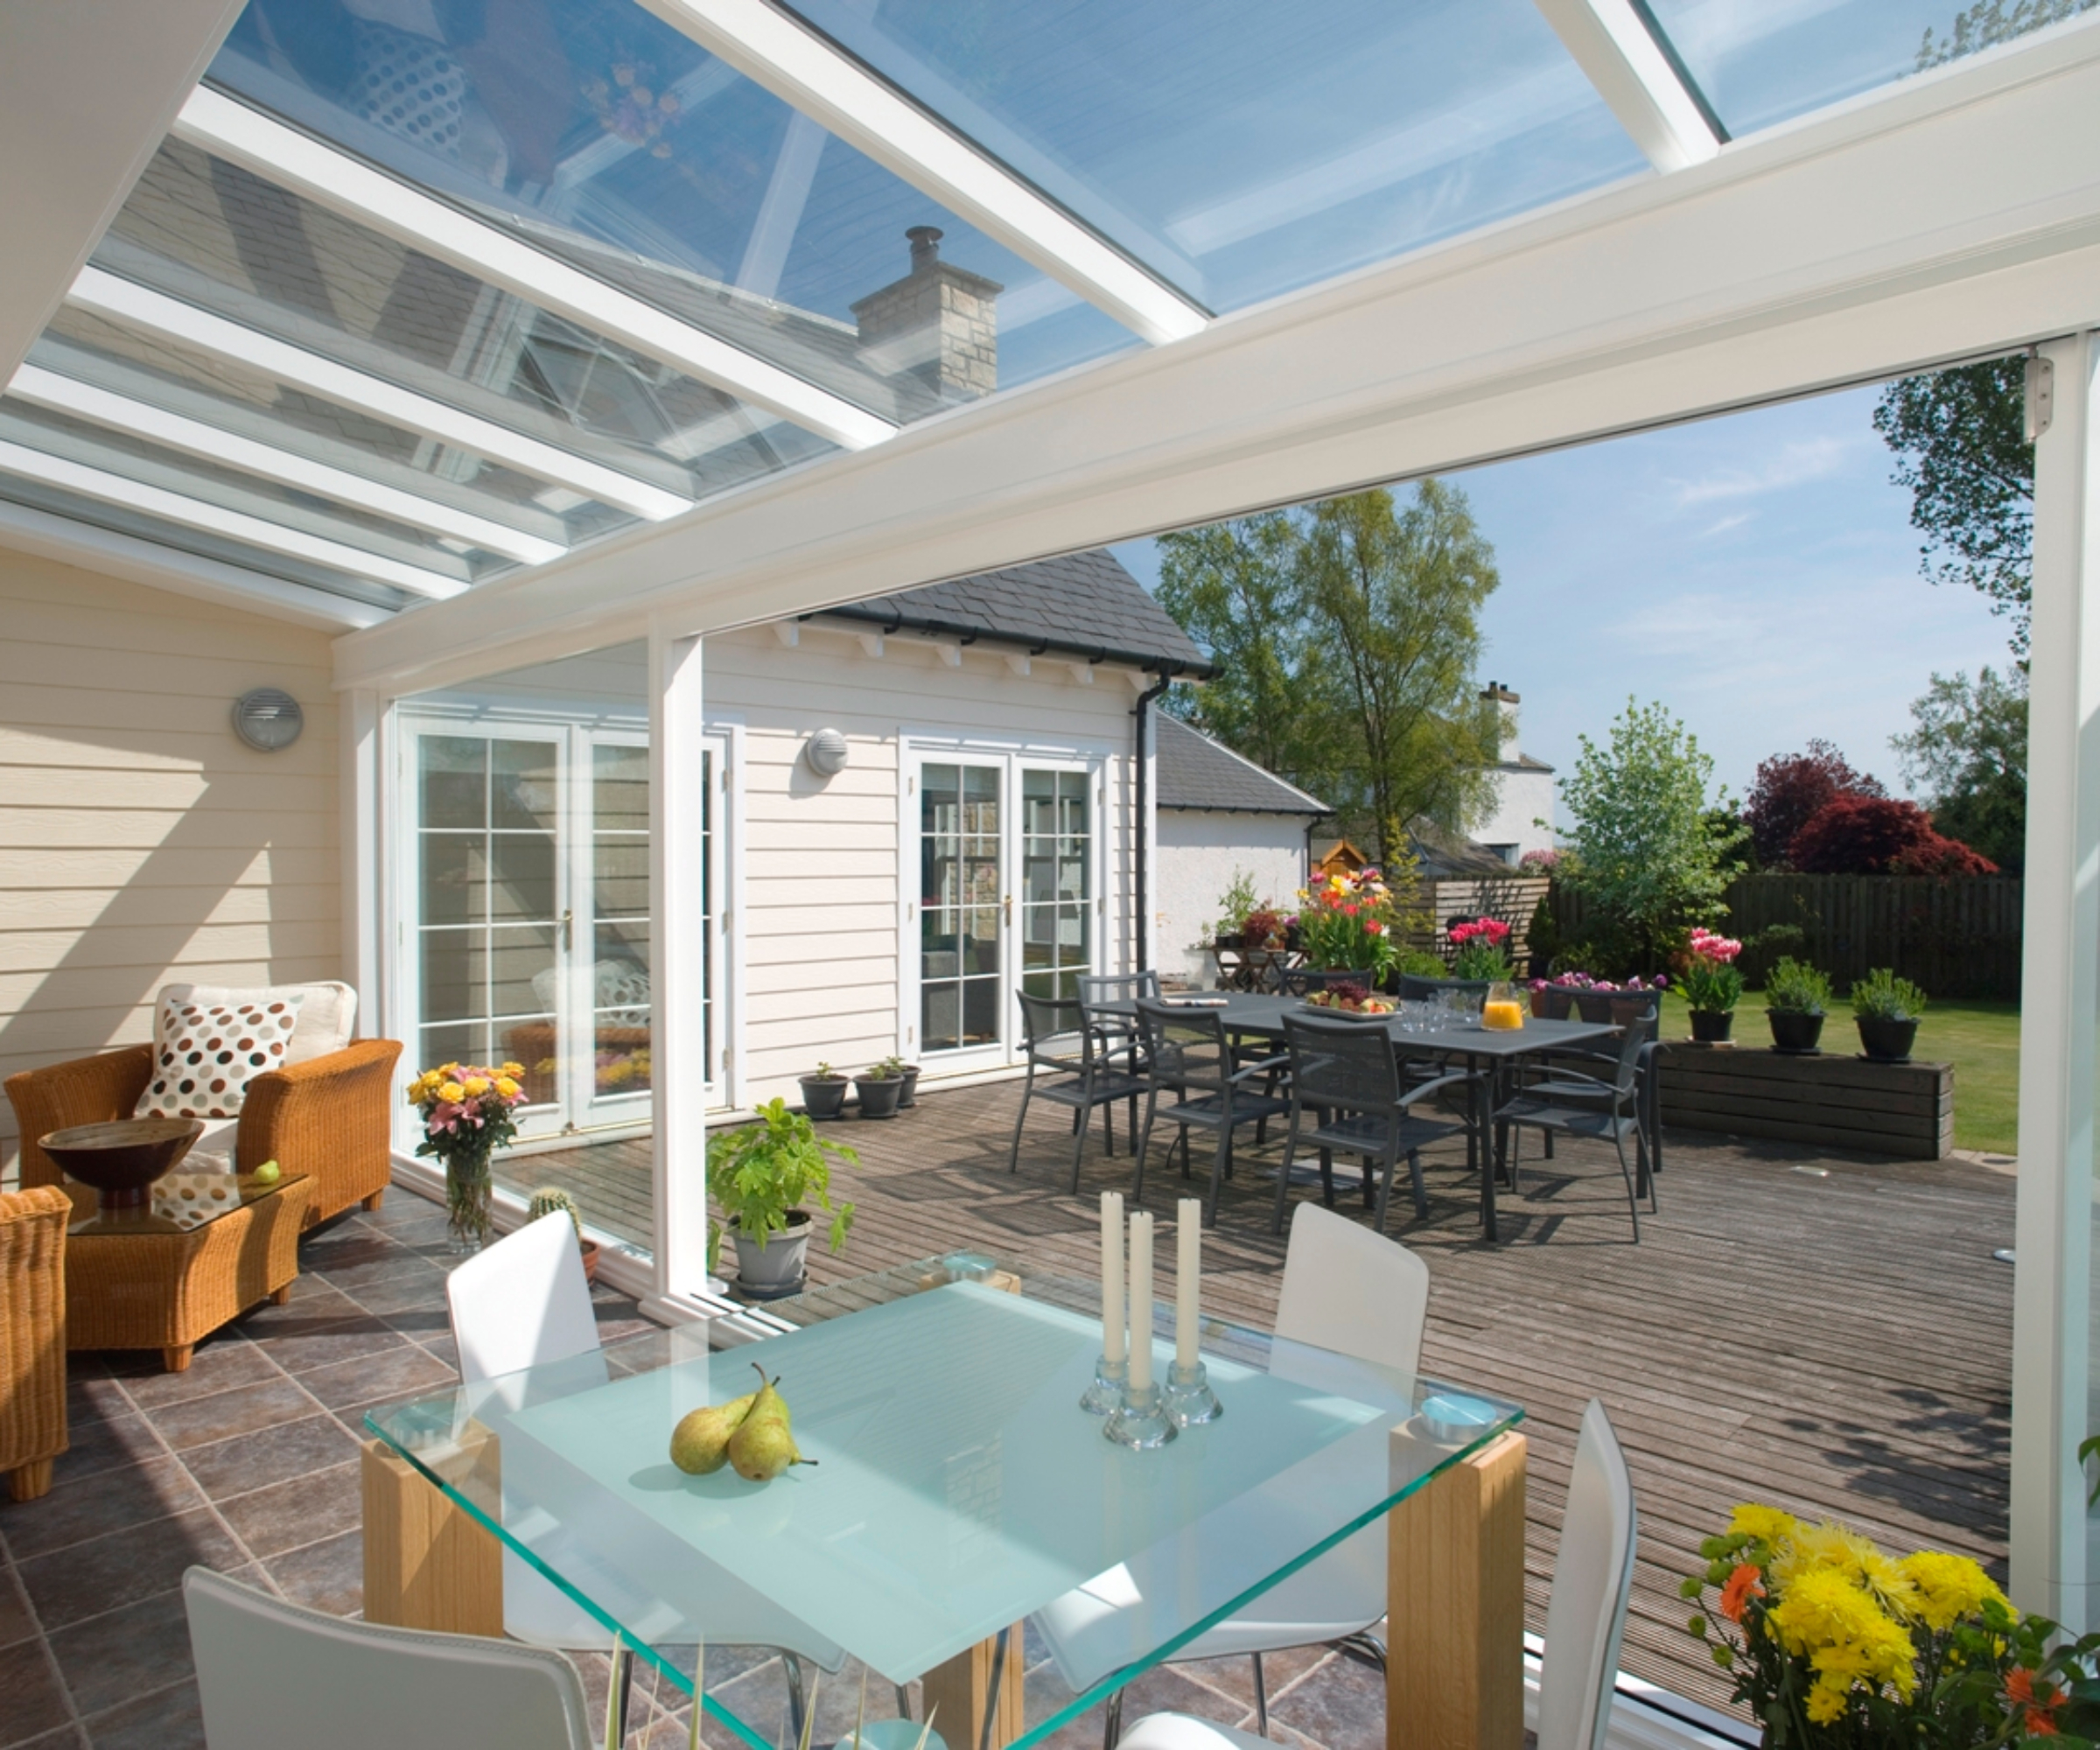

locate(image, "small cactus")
(527, 1186), (584, 1242)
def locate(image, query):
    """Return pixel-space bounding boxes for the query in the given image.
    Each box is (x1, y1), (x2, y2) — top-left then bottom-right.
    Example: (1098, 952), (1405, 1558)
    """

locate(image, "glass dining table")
(362, 1254), (1524, 1750)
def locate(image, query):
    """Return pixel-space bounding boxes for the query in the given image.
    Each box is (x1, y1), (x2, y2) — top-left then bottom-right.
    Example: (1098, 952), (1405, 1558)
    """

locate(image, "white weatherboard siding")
(1156, 813), (1309, 990)
(704, 624), (1139, 1106)
(1474, 766), (1558, 863)
(0, 550), (340, 1177)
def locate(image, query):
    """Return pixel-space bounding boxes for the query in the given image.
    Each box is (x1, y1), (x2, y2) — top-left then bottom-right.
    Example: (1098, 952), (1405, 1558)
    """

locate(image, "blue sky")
(1111, 382), (2019, 815)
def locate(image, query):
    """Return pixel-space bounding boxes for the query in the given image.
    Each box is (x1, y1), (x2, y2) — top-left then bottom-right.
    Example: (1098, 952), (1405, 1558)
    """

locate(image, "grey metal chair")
(1011, 990), (1153, 1191)
(1491, 1004), (1655, 1239)
(1078, 970), (1163, 1130)
(1275, 1012), (1470, 1233)
(1130, 998), (1292, 1225)
(1524, 992), (1664, 1193)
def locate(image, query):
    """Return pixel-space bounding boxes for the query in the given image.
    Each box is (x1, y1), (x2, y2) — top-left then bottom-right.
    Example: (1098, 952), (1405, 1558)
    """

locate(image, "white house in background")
(1471, 682), (1556, 865)
(1153, 716), (1328, 988)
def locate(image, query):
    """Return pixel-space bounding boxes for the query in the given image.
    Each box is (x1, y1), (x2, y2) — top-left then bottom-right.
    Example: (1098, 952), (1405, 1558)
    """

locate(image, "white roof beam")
(66, 266), (690, 522)
(7, 363), (566, 567)
(634, 0), (1210, 345)
(172, 86), (895, 452)
(1531, 0), (1722, 172)
(0, 438), (467, 599)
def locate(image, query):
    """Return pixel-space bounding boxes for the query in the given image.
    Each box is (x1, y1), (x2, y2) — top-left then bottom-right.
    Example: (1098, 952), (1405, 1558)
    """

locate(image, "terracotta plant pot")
(855, 1073), (906, 1119)
(731, 1211), (811, 1298)
(800, 1074), (849, 1119)
(1689, 1009), (1735, 1043)
(1857, 1016), (1920, 1062)
(1768, 1010), (1826, 1054)
(578, 1237), (601, 1284)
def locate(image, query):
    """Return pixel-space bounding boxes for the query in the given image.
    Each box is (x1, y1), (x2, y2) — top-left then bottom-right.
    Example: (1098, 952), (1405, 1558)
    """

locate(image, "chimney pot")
(907, 226), (944, 270)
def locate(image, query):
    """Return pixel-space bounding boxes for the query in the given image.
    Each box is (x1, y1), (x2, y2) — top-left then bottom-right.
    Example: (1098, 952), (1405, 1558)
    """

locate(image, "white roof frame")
(172, 86), (896, 452)
(66, 266), (692, 522)
(6, 363), (565, 566)
(334, 18), (2100, 695)
(635, 0), (1211, 344)
(1530, 0), (1723, 172)
(0, 437), (466, 598)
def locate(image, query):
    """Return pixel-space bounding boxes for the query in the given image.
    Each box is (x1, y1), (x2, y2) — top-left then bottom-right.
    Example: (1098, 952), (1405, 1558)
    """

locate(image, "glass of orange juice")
(1480, 980), (1525, 1031)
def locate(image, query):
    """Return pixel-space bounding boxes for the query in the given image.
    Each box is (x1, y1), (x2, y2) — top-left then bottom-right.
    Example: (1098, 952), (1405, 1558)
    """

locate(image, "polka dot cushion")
(138, 990), (306, 1122)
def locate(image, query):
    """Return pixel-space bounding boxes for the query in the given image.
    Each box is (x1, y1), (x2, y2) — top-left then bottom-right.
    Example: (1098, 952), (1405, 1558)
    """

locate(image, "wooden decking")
(527, 1082), (2014, 1718)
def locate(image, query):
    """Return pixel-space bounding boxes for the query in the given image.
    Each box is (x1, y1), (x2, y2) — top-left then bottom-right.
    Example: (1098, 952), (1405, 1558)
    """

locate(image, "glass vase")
(444, 1156), (494, 1255)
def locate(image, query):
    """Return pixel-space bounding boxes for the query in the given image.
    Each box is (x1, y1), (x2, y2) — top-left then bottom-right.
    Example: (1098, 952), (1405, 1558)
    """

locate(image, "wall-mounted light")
(231, 688), (304, 752)
(803, 728), (849, 778)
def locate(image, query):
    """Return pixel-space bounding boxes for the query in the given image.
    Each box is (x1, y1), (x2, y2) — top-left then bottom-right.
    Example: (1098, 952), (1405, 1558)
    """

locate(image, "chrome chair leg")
(1336, 1631), (1387, 1671)
(612, 1646), (634, 1746)
(1102, 1684), (1127, 1750)
(782, 1652), (807, 1747)
(896, 1684), (914, 1720)
(1251, 1649), (1269, 1736)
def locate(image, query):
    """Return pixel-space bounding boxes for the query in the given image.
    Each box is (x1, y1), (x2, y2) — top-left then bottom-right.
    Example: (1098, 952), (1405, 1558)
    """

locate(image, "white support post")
(651, 627), (714, 1306)
(340, 690), (382, 1023)
(2012, 330), (2100, 1628)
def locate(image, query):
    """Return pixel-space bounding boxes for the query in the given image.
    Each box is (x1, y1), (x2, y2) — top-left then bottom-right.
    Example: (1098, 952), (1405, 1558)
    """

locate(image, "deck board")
(522, 1081), (2013, 1718)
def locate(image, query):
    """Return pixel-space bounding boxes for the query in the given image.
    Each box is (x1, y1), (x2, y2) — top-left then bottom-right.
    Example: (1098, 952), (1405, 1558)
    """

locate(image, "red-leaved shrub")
(1789, 794), (1995, 876)
(1892, 835), (1998, 878)
(1745, 740), (1886, 868)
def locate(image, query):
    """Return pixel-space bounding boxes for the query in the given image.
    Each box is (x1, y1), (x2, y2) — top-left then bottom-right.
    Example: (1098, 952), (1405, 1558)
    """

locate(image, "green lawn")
(1655, 989), (2021, 1157)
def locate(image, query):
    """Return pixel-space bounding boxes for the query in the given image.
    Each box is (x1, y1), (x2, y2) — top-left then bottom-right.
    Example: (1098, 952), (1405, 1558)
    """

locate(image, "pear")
(727, 1362), (816, 1482)
(669, 1388), (756, 1474)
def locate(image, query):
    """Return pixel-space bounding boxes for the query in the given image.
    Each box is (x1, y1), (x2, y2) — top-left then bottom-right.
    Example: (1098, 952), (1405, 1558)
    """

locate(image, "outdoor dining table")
(359, 1255), (1528, 1750)
(1101, 993), (1624, 1242)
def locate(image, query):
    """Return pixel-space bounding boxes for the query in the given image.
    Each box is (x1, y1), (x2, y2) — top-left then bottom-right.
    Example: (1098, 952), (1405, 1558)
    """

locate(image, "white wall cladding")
(0, 550), (340, 1178)
(1155, 813), (1310, 990)
(704, 624), (1140, 1106)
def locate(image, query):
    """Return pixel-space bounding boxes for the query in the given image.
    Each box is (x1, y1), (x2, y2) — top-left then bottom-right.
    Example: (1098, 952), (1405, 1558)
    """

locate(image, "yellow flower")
(463, 1075), (490, 1096)
(494, 1076), (521, 1098)
(1729, 1503), (1798, 1546)
(501, 1061), (525, 1078)
(1898, 1550), (2008, 1632)
(438, 1081), (466, 1103)
(1804, 1682), (1849, 1726)
(1770, 1520), (1882, 1590)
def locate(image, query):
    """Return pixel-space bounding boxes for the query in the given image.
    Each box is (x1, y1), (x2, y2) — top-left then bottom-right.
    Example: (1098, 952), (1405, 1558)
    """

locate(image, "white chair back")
(1274, 1201), (1429, 1373)
(449, 1210), (602, 1382)
(185, 1566), (592, 1750)
(1536, 1400), (1637, 1750)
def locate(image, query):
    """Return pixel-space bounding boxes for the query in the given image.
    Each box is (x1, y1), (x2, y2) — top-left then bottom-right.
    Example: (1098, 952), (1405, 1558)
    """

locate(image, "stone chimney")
(1480, 681), (1521, 763)
(850, 227), (1003, 405)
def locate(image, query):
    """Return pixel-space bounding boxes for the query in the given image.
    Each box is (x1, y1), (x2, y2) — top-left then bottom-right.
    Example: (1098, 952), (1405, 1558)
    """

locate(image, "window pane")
(487, 832), (556, 920)
(420, 735), (486, 830)
(492, 739), (560, 831)
(419, 832), (480, 927)
(419, 928), (479, 1023)
(489, 925), (558, 1018)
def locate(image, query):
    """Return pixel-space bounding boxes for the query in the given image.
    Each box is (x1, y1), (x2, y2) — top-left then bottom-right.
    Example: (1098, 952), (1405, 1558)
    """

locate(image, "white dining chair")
(1111, 1398), (1637, 1750)
(1034, 1203), (1430, 1742)
(185, 1565), (594, 1750)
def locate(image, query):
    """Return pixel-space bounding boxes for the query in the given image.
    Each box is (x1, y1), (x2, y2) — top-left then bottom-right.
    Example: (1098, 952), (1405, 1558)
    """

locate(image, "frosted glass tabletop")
(364, 1257), (1520, 1750)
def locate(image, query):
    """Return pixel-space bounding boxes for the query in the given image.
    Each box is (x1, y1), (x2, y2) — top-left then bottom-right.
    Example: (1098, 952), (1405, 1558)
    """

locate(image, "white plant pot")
(731, 1212), (811, 1294)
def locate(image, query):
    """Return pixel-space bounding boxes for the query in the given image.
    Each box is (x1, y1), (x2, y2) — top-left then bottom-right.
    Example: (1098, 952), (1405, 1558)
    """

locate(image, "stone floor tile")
(0, 1456), (205, 1564)
(213, 1461), (361, 1560)
(17, 1510), (246, 1632)
(0, 1563), (37, 1650)
(264, 1528), (362, 1617)
(43, 1416), (164, 1489)
(294, 1343), (455, 1414)
(1265, 1647), (1385, 1750)
(0, 1640), (72, 1746)
(79, 1679), (205, 1750)
(45, 1586), (209, 1720)
(1176, 1642), (1331, 1709)
(325, 1261), (452, 1320)
(244, 1312), (409, 1377)
(233, 1280), (362, 1331)
(311, 1250), (447, 1300)
(177, 1412), (360, 1502)
(7, 1731), (88, 1750)
(117, 1340), (278, 1413)
(138, 1377), (318, 1453)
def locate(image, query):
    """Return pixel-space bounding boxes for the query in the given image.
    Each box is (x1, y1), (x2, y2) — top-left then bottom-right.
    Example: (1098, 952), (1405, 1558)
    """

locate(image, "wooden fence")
(1552, 874), (2024, 1000)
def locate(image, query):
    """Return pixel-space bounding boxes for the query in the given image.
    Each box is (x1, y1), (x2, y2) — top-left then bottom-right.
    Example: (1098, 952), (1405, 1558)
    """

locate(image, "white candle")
(1128, 1210), (1155, 1392)
(1102, 1191), (1126, 1365)
(1176, 1199), (1201, 1371)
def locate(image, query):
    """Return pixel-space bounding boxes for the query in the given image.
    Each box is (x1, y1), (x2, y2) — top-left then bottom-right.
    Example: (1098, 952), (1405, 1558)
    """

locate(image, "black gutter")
(1131, 674), (1173, 973)
(812, 603), (1216, 681)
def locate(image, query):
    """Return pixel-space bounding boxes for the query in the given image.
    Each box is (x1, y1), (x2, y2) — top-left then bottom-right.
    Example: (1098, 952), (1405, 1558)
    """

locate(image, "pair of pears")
(669, 1362), (815, 1482)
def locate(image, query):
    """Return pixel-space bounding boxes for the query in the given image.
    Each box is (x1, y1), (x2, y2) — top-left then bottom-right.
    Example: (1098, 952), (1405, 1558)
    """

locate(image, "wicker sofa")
(6, 1035), (402, 1230)
(0, 1186), (69, 1501)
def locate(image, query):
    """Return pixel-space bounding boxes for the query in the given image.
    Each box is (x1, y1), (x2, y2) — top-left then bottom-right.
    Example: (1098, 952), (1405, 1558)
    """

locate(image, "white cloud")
(1671, 435), (1855, 507)
(1700, 511), (1754, 538)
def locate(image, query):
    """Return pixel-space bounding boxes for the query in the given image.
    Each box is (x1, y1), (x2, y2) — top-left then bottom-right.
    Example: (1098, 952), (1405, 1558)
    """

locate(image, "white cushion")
(138, 988), (305, 1122)
(1118, 1717), (1272, 1750)
(159, 980), (357, 1066)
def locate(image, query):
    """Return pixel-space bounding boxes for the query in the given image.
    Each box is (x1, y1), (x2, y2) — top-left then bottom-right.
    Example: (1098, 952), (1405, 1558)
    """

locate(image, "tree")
(1558, 699), (1743, 972)
(1891, 665), (2028, 872)
(1788, 794), (1996, 876)
(1917, 0), (2097, 68)
(1297, 484), (1501, 863)
(1743, 740), (1886, 869)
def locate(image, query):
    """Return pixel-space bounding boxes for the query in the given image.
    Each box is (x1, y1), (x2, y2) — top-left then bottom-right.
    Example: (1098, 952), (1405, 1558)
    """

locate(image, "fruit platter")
(1302, 983), (1397, 1019)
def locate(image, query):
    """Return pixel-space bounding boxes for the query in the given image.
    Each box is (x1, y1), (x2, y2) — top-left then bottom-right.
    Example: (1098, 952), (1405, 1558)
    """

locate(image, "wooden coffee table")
(63, 1170), (313, 1370)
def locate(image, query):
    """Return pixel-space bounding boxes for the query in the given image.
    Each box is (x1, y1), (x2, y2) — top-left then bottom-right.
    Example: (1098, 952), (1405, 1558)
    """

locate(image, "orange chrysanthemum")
(1719, 1563), (1764, 1624)
(2008, 1668), (2065, 1735)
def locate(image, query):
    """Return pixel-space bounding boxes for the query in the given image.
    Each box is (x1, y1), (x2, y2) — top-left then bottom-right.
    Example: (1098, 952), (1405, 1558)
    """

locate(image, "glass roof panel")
(207, 0), (1138, 408)
(772, 0), (1647, 314)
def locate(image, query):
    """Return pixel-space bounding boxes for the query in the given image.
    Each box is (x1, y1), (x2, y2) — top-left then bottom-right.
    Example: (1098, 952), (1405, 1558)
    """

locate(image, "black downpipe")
(1132, 674), (1172, 972)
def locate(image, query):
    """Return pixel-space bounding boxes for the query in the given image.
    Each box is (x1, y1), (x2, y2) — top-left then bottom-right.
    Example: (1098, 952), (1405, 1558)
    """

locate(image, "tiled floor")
(0, 1188), (1387, 1750)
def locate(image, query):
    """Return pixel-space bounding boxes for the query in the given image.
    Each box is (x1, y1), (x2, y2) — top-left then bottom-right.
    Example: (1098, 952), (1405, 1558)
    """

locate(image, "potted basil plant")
(1763, 957), (1832, 1054)
(799, 1060), (850, 1120)
(855, 1056), (909, 1119)
(707, 1098), (858, 1298)
(1852, 968), (1928, 1062)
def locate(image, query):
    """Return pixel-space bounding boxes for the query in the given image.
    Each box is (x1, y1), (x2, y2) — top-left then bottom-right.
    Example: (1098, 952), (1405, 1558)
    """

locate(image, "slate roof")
(1155, 715), (1326, 815)
(817, 549), (1215, 677)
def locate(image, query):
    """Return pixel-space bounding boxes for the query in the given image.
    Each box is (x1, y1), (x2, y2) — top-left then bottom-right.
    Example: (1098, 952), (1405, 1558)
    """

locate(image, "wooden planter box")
(1655, 1042), (1954, 1160)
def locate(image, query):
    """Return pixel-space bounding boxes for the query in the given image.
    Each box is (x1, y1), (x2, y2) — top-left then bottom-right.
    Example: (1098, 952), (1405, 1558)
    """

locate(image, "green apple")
(252, 1159), (282, 1185)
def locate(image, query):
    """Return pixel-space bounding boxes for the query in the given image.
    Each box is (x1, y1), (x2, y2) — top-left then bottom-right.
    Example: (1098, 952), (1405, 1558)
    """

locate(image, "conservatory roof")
(6, 0), (2096, 655)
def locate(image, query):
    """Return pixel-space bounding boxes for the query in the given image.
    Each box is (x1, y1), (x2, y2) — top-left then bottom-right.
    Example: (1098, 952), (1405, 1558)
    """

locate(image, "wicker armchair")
(0, 1186), (70, 1501)
(7, 1038), (402, 1229)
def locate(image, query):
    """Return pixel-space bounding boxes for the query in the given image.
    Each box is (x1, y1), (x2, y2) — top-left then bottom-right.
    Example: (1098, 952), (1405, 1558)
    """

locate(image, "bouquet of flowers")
(1448, 917), (1513, 980)
(1684, 1502), (2100, 1747)
(406, 1060), (528, 1252)
(1681, 926), (1745, 1015)
(1295, 867), (1401, 977)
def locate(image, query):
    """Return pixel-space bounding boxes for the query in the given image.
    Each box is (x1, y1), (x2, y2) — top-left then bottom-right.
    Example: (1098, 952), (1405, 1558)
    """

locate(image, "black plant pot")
(897, 1065), (922, 1109)
(1768, 1010), (1825, 1054)
(1857, 1016), (1920, 1062)
(1689, 1008), (1734, 1043)
(855, 1074), (906, 1118)
(1214, 932), (1245, 951)
(800, 1075), (849, 1119)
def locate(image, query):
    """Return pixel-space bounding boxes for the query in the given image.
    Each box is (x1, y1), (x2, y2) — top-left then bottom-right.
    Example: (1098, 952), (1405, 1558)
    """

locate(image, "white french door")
(908, 747), (1102, 1068)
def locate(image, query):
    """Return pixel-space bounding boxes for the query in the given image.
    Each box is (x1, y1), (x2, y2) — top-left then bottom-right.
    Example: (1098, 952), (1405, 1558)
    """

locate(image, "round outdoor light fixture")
(232, 688), (304, 752)
(803, 728), (849, 778)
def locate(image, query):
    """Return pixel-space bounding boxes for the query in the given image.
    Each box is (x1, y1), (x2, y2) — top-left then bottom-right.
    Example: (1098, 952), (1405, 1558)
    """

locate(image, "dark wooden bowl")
(40, 1118), (205, 1211)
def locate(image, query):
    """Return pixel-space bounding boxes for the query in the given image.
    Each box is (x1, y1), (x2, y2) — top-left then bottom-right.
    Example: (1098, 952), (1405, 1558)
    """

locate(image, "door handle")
(1003, 894), (1013, 926)
(560, 908), (573, 950)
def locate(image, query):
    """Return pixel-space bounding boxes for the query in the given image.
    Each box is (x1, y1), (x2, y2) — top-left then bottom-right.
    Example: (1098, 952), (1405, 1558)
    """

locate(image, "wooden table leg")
(1387, 1431), (1527, 1750)
(920, 1623), (1025, 1750)
(360, 1433), (505, 1638)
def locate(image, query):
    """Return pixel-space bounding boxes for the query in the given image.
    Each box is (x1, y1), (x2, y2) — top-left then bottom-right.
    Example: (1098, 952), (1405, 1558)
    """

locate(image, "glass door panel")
(584, 738), (652, 1116)
(1020, 769), (1092, 1000)
(920, 762), (1004, 1054)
